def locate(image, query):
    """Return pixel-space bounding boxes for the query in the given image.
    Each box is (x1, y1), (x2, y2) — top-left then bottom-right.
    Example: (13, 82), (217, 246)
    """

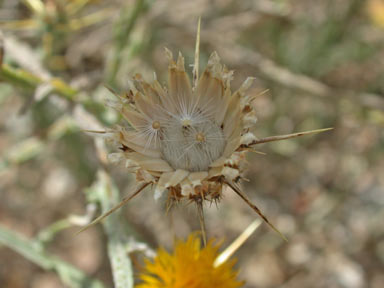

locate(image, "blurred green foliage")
(1, 0), (384, 287)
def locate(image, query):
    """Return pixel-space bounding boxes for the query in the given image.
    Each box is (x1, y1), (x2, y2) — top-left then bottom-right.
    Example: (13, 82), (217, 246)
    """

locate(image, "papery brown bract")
(107, 49), (257, 205)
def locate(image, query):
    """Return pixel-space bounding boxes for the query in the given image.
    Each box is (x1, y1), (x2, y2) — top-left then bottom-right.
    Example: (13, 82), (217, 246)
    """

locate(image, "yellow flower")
(136, 234), (243, 288)
(367, 0), (384, 28)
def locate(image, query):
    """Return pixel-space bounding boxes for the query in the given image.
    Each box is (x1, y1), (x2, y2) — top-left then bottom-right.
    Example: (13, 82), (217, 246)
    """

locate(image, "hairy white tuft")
(160, 115), (226, 172)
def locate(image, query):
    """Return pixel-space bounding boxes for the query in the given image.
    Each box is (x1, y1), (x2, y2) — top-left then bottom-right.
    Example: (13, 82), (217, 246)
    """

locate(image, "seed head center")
(152, 121), (161, 130)
(182, 119), (192, 127)
(160, 119), (226, 172)
(196, 132), (205, 143)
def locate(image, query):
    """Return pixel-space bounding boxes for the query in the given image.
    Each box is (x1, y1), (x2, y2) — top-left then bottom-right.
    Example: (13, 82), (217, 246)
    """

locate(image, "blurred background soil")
(1, 0), (384, 287)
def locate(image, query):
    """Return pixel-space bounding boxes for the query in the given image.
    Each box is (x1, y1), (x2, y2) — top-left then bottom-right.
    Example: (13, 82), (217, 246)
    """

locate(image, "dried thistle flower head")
(112, 47), (256, 200)
(80, 20), (331, 239)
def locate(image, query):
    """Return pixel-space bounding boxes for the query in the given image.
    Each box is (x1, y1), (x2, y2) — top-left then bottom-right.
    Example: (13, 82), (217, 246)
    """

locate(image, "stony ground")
(1, 1), (384, 287)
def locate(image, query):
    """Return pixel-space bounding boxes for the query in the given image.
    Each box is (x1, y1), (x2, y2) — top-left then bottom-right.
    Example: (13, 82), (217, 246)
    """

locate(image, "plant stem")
(106, 0), (149, 85)
(86, 170), (136, 288)
(0, 64), (77, 101)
